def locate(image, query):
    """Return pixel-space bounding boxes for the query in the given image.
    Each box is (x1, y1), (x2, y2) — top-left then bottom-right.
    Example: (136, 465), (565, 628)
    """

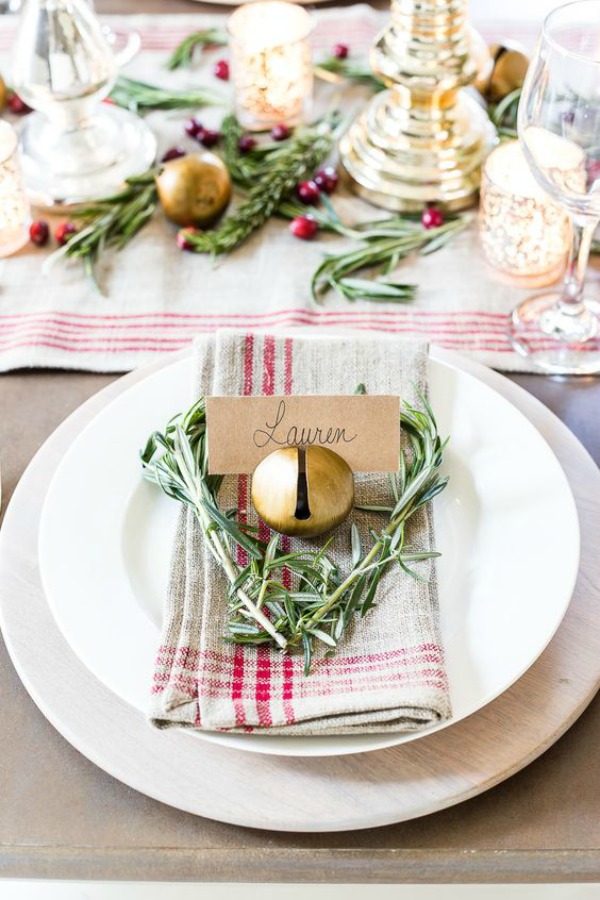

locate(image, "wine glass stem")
(561, 218), (597, 312)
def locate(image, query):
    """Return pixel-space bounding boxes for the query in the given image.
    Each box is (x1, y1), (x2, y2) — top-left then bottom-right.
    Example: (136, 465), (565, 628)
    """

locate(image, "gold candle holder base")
(340, 0), (496, 212)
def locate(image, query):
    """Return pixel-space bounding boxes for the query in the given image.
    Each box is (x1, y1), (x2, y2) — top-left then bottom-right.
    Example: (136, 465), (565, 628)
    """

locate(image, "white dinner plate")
(38, 344), (580, 757)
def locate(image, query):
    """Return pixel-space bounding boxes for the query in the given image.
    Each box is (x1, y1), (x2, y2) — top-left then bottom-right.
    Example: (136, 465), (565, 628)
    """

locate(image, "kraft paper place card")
(206, 395), (401, 474)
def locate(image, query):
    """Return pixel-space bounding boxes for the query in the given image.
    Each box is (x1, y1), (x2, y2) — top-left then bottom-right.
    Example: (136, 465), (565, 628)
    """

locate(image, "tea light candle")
(479, 140), (570, 281)
(228, 1), (313, 131)
(0, 121), (30, 258)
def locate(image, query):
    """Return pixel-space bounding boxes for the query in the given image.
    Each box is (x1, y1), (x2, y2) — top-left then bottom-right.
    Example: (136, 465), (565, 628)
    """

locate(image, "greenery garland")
(46, 31), (521, 298)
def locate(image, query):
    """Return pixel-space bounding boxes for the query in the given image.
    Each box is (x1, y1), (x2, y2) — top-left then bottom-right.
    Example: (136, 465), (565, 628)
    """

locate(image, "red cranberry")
(421, 206), (444, 229)
(238, 135), (257, 153)
(185, 117), (203, 138)
(213, 59), (230, 81)
(161, 146), (186, 162)
(333, 43), (349, 60)
(314, 166), (339, 195)
(55, 221), (77, 246)
(271, 123), (291, 141)
(290, 215), (318, 240)
(177, 227), (199, 251)
(296, 180), (320, 205)
(7, 92), (31, 115)
(29, 220), (50, 247)
(196, 127), (220, 148)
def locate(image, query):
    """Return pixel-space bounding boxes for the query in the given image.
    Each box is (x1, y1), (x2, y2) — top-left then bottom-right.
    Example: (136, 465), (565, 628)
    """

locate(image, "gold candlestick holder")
(339, 0), (495, 212)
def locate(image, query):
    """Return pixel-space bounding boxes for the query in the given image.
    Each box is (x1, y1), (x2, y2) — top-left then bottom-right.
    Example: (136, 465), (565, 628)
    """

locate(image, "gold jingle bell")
(474, 43), (529, 103)
(251, 446), (354, 539)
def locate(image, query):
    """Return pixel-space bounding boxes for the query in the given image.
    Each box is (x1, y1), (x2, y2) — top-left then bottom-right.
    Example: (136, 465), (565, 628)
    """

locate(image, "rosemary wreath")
(141, 388), (448, 674)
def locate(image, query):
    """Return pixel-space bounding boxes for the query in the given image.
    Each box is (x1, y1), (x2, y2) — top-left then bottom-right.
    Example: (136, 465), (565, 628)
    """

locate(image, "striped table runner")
(1, 6), (575, 375)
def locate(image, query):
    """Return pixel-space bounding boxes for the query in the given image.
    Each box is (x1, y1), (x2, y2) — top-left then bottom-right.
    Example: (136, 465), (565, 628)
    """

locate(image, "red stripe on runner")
(0, 307), (511, 323)
(0, 336), (518, 356)
(0, 319), (512, 343)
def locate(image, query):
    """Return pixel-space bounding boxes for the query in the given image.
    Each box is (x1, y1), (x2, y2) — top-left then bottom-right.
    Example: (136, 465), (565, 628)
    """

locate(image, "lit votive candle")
(479, 140), (570, 282)
(0, 121), (30, 258)
(228, 1), (313, 131)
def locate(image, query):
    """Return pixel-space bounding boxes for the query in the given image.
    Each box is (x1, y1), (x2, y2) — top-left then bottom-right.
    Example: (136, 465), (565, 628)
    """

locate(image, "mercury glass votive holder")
(479, 140), (571, 283)
(0, 121), (30, 258)
(228, 1), (313, 131)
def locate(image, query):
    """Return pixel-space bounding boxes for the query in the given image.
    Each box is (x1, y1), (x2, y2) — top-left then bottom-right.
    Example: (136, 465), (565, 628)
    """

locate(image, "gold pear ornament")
(251, 446), (354, 539)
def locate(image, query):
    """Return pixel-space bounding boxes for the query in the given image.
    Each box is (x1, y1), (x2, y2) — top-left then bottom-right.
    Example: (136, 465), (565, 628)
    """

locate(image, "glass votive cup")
(0, 120), (31, 258)
(228, 1), (313, 131)
(479, 140), (571, 285)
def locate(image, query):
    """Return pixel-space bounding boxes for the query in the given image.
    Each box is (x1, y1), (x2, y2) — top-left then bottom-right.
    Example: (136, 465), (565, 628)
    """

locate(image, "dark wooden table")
(1, 0), (600, 884)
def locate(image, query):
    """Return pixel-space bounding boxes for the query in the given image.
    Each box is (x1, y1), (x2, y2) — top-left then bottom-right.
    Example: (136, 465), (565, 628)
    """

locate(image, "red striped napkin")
(151, 331), (451, 734)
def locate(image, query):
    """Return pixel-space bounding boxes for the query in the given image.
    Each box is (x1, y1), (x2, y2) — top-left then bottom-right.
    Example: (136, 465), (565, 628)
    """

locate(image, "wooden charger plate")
(0, 347), (599, 833)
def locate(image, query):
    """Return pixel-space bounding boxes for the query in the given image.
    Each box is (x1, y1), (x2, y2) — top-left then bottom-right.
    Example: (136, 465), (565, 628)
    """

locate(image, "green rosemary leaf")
(351, 523), (362, 568)
(202, 500), (263, 559)
(302, 633), (313, 676)
(264, 533), (281, 569)
(165, 28), (227, 70)
(110, 76), (224, 113)
(335, 277), (417, 303)
(310, 629), (337, 648)
(228, 622), (262, 636)
(360, 566), (384, 617)
(397, 556), (430, 583)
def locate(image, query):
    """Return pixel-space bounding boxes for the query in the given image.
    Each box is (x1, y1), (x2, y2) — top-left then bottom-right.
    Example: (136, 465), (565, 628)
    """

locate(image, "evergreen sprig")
(165, 28), (227, 70)
(141, 389), (448, 674)
(220, 113), (286, 188)
(310, 216), (470, 304)
(110, 75), (224, 113)
(182, 115), (340, 256)
(279, 197), (470, 303)
(44, 171), (160, 293)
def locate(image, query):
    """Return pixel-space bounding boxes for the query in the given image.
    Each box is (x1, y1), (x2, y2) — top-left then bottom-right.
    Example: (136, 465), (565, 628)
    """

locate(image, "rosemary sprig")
(110, 75), (224, 113)
(220, 113), (282, 188)
(44, 171), (159, 293)
(312, 217), (469, 304)
(183, 115), (340, 256)
(141, 389), (448, 674)
(279, 197), (469, 303)
(165, 28), (227, 70)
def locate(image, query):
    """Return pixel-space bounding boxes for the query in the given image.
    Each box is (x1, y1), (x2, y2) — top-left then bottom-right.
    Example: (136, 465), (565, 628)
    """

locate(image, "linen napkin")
(151, 331), (452, 734)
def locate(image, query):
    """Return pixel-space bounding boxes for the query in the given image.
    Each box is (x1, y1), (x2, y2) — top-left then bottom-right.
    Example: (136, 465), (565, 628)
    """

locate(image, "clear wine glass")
(509, 0), (600, 374)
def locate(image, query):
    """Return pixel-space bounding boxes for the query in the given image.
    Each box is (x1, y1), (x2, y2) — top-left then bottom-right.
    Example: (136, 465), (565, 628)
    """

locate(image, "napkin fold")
(150, 331), (451, 734)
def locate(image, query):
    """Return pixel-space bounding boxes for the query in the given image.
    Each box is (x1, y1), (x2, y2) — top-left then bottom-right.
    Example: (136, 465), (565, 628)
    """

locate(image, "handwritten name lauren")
(253, 400), (357, 449)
